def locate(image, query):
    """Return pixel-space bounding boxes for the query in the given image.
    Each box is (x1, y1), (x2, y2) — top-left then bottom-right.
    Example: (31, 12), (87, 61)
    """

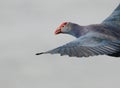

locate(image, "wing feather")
(102, 4), (120, 28)
(37, 33), (120, 57)
(43, 40), (120, 57)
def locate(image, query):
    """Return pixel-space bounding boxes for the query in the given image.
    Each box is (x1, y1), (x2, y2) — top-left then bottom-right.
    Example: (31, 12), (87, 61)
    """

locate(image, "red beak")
(54, 28), (61, 35)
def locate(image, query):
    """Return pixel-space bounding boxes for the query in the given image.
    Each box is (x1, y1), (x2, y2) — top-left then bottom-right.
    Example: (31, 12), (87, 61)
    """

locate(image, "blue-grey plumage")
(102, 4), (120, 28)
(36, 4), (120, 57)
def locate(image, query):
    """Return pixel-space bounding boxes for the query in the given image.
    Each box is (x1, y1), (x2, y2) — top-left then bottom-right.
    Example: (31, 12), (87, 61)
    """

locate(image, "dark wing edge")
(36, 41), (120, 57)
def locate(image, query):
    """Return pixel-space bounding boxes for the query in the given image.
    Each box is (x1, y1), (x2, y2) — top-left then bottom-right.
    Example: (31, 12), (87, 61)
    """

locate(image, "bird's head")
(55, 22), (71, 35)
(54, 22), (82, 38)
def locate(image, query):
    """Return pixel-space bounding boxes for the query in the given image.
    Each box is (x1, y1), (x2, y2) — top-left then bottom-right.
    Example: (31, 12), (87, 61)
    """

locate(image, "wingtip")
(35, 52), (44, 55)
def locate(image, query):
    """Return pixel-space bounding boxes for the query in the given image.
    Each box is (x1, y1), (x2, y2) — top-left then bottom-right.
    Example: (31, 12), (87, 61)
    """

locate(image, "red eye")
(59, 22), (67, 28)
(63, 22), (67, 25)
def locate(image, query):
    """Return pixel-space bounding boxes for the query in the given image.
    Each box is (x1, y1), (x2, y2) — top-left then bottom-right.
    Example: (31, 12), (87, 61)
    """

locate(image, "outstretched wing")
(102, 4), (120, 28)
(36, 34), (120, 57)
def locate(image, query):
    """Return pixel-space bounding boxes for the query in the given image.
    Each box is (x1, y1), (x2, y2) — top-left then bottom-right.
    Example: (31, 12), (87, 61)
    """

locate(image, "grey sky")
(0, 0), (120, 88)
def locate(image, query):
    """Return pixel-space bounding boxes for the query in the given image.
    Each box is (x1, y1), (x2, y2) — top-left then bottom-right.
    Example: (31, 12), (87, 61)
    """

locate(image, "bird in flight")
(36, 4), (120, 57)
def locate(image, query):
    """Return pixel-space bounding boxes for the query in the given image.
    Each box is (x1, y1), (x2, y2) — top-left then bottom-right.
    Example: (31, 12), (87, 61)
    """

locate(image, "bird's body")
(36, 4), (120, 57)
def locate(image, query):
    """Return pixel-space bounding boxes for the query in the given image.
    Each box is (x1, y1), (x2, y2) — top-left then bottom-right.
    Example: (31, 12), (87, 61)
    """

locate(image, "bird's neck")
(69, 24), (88, 38)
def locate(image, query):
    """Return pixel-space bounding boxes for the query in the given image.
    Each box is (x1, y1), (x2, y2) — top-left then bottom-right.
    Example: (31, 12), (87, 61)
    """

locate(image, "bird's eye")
(59, 22), (68, 29)
(63, 22), (67, 25)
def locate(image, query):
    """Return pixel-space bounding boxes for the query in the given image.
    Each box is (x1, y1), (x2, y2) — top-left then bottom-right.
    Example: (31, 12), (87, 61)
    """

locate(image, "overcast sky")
(0, 0), (120, 88)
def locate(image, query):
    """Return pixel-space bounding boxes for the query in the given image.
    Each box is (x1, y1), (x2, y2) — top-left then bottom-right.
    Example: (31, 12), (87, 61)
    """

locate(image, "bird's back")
(85, 24), (120, 41)
(89, 4), (120, 57)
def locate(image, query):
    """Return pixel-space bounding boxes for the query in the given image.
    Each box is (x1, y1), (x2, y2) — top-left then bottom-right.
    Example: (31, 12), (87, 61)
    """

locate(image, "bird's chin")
(55, 31), (66, 35)
(55, 29), (62, 35)
(55, 32), (61, 35)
